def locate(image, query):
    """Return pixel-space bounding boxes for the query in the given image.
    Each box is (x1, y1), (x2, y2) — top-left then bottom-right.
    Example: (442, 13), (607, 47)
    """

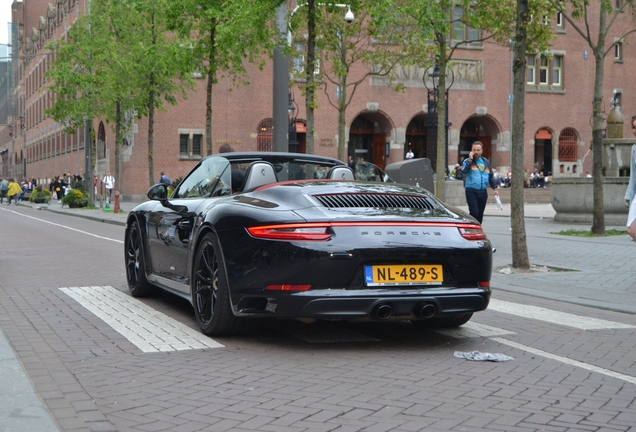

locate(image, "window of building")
(192, 134), (202, 155)
(552, 56), (562, 86)
(614, 41), (623, 62)
(291, 40), (320, 80)
(178, 130), (204, 159)
(450, 6), (480, 43)
(539, 56), (549, 85)
(527, 56), (536, 85)
(558, 129), (578, 162)
(556, 12), (563, 28)
(527, 54), (565, 92)
(180, 135), (189, 155)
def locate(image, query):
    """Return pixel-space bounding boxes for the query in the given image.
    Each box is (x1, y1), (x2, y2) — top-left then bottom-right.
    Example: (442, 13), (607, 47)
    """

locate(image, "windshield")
(173, 157), (232, 199)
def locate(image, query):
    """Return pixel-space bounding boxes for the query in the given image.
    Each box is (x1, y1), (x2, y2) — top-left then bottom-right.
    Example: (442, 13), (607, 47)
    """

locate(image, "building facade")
(1, 0), (635, 200)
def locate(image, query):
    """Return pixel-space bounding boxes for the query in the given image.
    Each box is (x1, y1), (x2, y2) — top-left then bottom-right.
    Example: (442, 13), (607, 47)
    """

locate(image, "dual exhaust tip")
(371, 302), (437, 320)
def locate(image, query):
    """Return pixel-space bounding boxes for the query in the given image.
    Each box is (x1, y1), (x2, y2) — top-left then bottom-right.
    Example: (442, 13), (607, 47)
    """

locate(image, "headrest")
(240, 161), (278, 192)
(327, 166), (355, 180)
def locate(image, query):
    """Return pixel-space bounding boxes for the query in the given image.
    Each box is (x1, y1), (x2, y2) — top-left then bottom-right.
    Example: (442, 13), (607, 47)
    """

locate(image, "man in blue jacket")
(460, 141), (499, 223)
(158, 171), (172, 186)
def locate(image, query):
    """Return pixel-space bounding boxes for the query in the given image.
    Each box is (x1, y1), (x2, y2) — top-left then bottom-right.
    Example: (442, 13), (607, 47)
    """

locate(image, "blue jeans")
(465, 188), (488, 224)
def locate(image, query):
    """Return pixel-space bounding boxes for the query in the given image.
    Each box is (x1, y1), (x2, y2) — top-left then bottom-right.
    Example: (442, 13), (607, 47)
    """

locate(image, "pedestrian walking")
(7, 178), (22, 205)
(102, 172), (115, 201)
(0, 177), (8, 204)
(459, 141), (499, 224)
(158, 171), (172, 185)
(52, 176), (63, 201)
(625, 115), (636, 241)
(405, 149), (414, 159)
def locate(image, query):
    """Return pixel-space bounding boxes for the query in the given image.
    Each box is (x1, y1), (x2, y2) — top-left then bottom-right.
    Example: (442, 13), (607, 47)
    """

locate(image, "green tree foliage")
(549, 0), (636, 235)
(46, 0), (196, 189)
(314, 2), (435, 162)
(125, 0), (197, 187)
(402, 0), (554, 202)
(168, 0), (282, 156)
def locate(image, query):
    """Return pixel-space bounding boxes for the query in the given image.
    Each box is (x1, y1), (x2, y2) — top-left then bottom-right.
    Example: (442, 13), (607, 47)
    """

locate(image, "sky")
(0, 0), (17, 46)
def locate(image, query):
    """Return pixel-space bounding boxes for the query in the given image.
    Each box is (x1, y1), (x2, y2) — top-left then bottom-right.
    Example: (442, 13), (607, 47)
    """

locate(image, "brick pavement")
(2, 200), (635, 431)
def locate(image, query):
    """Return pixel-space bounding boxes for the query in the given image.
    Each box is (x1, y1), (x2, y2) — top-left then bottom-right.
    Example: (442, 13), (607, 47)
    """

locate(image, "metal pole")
(84, 119), (94, 202)
(509, 40), (514, 168)
(272, 4), (289, 152)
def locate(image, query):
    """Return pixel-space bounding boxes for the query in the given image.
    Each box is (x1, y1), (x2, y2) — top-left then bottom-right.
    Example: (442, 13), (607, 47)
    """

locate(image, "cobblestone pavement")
(0, 200), (634, 432)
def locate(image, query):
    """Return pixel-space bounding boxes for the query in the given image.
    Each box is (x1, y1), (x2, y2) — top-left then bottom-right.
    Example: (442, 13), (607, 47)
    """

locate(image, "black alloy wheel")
(125, 220), (157, 297)
(192, 233), (247, 336)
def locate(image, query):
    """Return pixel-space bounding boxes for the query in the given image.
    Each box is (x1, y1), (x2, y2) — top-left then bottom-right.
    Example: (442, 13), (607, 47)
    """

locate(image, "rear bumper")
(233, 288), (490, 320)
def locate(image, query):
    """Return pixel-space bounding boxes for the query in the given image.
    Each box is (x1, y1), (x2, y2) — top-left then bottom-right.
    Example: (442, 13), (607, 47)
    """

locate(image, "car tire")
(192, 232), (248, 336)
(125, 220), (158, 297)
(411, 313), (473, 329)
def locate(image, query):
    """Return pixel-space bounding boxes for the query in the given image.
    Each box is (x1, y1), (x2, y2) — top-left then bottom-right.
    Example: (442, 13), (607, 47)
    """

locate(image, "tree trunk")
(305, 0), (316, 154)
(206, 23), (216, 155)
(511, 0), (529, 269)
(435, 39), (448, 202)
(337, 30), (346, 162)
(115, 101), (121, 195)
(591, 11), (606, 235)
(338, 75), (346, 162)
(147, 9), (157, 188)
(148, 73), (155, 187)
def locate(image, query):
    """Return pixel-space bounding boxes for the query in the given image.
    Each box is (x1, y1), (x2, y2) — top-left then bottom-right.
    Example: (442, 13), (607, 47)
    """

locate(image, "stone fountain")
(551, 96), (633, 225)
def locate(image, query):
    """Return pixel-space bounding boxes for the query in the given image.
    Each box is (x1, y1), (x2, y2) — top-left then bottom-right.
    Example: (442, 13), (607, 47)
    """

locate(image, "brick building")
(1, 0), (635, 200)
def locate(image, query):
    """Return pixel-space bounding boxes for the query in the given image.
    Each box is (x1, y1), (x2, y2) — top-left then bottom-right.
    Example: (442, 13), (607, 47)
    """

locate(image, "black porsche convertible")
(125, 152), (492, 336)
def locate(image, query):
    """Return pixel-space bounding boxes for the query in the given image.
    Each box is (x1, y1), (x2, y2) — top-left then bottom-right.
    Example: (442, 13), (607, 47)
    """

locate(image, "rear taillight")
(479, 281), (490, 287)
(457, 224), (487, 240)
(247, 224), (331, 241)
(265, 284), (312, 291)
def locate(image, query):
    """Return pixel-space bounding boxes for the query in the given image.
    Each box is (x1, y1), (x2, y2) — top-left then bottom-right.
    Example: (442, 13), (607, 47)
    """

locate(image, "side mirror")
(147, 183), (187, 214)
(147, 184), (169, 201)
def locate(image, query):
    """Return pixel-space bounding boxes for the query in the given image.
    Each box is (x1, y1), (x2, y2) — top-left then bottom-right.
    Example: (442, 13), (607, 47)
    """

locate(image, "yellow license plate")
(364, 264), (443, 286)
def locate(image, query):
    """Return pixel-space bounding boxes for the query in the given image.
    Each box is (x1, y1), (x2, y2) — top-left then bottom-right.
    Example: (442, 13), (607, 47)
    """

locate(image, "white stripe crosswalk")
(60, 286), (223, 353)
(488, 299), (636, 330)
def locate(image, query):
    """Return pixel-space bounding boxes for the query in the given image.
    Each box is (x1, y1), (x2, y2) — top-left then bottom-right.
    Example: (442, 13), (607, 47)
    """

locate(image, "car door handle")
(177, 220), (190, 229)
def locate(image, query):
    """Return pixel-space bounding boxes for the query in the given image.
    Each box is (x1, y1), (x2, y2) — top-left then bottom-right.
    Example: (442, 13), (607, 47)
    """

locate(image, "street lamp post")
(423, 61), (454, 177)
(288, 91), (299, 153)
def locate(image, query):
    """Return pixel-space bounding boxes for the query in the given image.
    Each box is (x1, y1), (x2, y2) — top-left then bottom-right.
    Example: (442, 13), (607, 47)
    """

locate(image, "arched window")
(257, 120), (273, 152)
(558, 129), (578, 162)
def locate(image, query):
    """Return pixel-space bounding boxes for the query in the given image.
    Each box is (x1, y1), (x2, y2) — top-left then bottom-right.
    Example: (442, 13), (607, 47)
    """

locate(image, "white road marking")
(1, 207), (123, 243)
(60, 286), (223, 352)
(491, 337), (636, 385)
(436, 321), (516, 339)
(489, 299), (635, 330)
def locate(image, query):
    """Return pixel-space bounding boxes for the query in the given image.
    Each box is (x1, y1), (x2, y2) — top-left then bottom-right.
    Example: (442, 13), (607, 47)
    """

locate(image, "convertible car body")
(125, 152), (492, 336)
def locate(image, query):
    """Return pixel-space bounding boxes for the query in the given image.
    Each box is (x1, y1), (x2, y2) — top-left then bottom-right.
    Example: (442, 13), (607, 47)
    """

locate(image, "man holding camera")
(460, 141), (499, 224)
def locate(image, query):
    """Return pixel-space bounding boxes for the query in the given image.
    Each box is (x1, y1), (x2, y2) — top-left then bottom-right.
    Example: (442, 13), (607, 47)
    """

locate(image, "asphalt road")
(1, 203), (635, 431)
